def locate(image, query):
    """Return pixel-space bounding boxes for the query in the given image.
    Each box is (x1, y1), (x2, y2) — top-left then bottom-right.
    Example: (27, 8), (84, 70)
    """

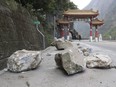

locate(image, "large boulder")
(55, 48), (84, 75)
(7, 49), (42, 72)
(55, 40), (73, 50)
(85, 53), (112, 68)
(51, 37), (59, 46)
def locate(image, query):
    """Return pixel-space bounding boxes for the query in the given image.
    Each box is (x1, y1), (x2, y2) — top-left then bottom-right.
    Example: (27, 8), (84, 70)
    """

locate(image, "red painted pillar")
(67, 27), (69, 35)
(95, 26), (98, 42)
(89, 20), (93, 42)
(67, 28), (69, 35)
(95, 28), (98, 37)
(90, 22), (92, 36)
(61, 28), (64, 38)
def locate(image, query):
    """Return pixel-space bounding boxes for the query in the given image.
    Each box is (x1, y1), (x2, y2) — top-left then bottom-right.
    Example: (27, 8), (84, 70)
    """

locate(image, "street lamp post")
(53, 10), (57, 40)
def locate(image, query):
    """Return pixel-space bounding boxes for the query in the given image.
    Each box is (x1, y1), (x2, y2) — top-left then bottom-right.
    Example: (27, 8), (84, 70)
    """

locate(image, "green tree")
(68, 2), (77, 9)
(15, 0), (77, 14)
(32, 0), (55, 13)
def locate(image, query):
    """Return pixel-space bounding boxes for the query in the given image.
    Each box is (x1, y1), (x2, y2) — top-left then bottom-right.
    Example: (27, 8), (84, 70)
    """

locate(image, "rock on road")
(0, 40), (116, 87)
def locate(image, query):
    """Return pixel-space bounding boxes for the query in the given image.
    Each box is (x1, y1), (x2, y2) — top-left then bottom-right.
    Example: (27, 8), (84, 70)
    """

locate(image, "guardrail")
(36, 24), (45, 49)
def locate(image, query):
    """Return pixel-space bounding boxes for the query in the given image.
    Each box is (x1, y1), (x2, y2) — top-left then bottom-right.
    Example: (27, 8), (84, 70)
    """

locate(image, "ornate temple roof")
(57, 19), (70, 25)
(63, 9), (99, 18)
(91, 18), (104, 26)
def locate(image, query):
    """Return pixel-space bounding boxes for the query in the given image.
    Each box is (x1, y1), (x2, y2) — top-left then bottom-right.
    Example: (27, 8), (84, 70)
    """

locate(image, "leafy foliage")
(103, 27), (116, 40)
(15, 0), (77, 14)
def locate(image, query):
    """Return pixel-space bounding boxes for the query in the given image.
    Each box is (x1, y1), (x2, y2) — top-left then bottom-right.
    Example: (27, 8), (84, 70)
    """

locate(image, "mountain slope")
(75, 0), (116, 39)
(85, 0), (114, 19)
(101, 1), (116, 39)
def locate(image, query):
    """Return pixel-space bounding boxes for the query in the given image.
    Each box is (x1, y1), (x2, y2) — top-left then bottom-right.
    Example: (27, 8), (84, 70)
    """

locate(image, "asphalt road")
(85, 40), (116, 52)
(0, 40), (116, 87)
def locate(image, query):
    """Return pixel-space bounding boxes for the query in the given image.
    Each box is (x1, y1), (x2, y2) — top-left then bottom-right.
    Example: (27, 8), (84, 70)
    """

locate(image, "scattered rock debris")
(26, 81), (30, 87)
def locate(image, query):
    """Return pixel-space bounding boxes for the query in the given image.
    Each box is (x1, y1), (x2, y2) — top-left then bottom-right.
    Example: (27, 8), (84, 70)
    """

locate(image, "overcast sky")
(70, 0), (92, 9)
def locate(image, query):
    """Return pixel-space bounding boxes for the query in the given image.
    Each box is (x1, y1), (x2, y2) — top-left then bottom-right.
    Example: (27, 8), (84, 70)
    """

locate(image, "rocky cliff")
(0, 0), (44, 69)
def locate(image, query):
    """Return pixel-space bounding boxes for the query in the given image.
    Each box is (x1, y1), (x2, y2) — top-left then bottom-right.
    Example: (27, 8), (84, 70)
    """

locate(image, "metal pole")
(36, 24), (45, 49)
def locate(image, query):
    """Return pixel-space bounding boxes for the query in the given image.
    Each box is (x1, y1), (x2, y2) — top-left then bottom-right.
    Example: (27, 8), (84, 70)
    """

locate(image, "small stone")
(46, 53), (51, 56)
(100, 82), (102, 84)
(77, 43), (80, 46)
(83, 52), (89, 56)
(18, 75), (24, 79)
(26, 81), (30, 87)
(3, 68), (8, 72)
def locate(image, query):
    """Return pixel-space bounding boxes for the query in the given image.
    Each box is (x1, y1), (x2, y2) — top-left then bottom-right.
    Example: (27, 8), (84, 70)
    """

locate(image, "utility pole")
(53, 15), (56, 39)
